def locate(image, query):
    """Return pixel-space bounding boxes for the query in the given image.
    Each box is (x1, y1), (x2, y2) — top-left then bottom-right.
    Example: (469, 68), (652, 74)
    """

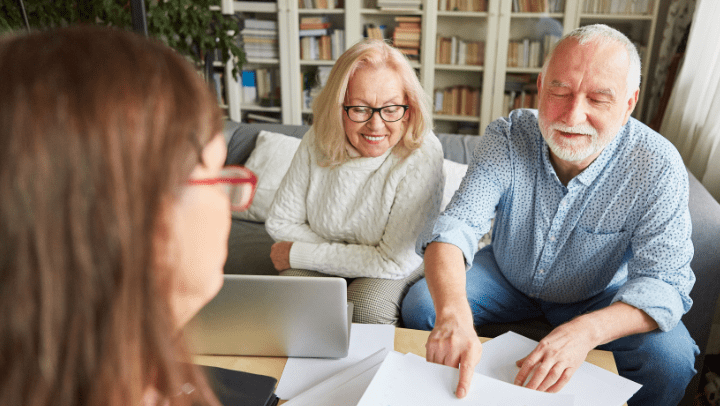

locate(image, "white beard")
(539, 118), (602, 162)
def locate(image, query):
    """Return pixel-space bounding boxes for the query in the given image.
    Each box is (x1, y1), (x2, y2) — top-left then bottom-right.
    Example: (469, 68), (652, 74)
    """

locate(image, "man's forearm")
(571, 301), (659, 347)
(423, 242), (472, 322)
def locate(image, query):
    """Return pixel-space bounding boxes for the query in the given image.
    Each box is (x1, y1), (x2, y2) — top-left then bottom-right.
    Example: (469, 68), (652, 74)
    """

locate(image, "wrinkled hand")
(270, 241), (293, 271)
(426, 317), (482, 398)
(514, 320), (596, 393)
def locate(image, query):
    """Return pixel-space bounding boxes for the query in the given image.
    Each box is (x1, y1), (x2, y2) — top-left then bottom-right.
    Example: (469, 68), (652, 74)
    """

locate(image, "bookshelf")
(218, 0), (662, 134)
(573, 0), (660, 121)
(220, 0), (294, 124)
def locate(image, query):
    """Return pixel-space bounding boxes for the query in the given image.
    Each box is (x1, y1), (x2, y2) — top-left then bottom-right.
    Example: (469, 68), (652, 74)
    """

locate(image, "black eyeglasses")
(343, 105), (409, 123)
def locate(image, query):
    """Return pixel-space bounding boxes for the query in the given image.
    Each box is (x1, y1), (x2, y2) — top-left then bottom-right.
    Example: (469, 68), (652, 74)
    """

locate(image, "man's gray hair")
(541, 24), (641, 97)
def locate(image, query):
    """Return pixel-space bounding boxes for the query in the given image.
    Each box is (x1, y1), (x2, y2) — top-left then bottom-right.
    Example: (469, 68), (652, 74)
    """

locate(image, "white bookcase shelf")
(217, 0), (661, 132)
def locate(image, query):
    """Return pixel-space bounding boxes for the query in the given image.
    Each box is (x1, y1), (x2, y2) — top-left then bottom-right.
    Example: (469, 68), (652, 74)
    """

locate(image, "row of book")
(434, 86), (480, 117)
(300, 32), (345, 60)
(503, 88), (538, 117)
(502, 73), (537, 116)
(511, 0), (563, 13)
(376, 0), (421, 11)
(582, 0), (654, 14)
(436, 37), (485, 66)
(240, 68), (280, 107)
(438, 0), (486, 12)
(392, 16), (422, 61)
(364, 23), (386, 41)
(506, 34), (559, 68)
(240, 19), (278, 60)
(298, 0), (341, 9)
(299, 17), (345, 61)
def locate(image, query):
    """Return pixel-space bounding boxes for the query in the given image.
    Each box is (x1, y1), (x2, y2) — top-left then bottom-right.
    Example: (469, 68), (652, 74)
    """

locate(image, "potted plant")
(0, 0), (245, 77)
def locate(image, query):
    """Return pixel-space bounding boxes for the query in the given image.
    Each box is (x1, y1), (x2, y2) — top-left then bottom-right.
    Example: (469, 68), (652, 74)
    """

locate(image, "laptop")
(183, 274), (353, 358)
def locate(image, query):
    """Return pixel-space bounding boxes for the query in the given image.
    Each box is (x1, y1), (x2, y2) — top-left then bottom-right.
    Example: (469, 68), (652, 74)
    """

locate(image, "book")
(241, 70), (257, 103)
(299, 22), (331, 30)
(299, 28), (330, 37)
(394, 16), (421, 23)
(244, 19), (278, 30)
(240, 28), (279, 37)
(212, 72), (225, 105)
(300, 16), (328, 24)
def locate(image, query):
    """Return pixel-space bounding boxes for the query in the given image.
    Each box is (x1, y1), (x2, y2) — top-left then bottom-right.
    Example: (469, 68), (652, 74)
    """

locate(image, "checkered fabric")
(280, 264), (425, 326)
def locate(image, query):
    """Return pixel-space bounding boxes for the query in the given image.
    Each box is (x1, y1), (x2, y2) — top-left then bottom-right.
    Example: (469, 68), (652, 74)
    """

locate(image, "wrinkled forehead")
(546, 38), (630, 95)
(345, 65), (406, 102)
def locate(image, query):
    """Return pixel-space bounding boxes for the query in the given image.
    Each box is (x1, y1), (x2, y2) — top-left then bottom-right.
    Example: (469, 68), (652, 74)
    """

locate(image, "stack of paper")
(477, 332), (643, 406)
(276, 324), (395, 400)
(279, 329), (642, 406)
(357, 351), (574, 405)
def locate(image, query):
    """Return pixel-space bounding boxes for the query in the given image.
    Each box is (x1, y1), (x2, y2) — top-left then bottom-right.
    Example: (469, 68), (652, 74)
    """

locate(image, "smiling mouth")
(362, 134), (385, 142)
(557, 130), (589, 138)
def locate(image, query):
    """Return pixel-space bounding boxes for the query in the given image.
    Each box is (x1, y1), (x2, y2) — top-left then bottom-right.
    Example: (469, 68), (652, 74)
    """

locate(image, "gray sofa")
(223, 120), (720, 405)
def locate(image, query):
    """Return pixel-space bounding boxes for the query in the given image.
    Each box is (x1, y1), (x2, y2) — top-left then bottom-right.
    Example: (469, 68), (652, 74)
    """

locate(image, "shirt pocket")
(563, 226), (632, 290)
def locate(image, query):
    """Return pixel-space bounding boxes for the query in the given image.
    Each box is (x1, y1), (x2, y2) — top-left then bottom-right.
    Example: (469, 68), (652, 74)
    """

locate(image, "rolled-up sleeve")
(416, 119), (511, 268)
(612, 161), (695, 331)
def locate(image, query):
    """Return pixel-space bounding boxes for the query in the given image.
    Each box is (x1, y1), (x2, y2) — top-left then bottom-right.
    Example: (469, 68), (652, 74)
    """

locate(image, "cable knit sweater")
(265, 128), (444, 280)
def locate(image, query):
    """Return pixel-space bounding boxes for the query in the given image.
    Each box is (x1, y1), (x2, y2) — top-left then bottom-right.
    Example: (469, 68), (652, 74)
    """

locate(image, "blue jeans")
(402, 246), (699, 406)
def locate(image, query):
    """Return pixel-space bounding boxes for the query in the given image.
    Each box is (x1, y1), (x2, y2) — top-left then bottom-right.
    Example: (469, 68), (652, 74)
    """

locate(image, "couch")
(222, 120), (720, 405)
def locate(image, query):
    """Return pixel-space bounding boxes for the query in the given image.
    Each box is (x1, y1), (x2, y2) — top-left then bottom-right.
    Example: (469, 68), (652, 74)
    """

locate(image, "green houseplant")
(0, 0), (245, 76)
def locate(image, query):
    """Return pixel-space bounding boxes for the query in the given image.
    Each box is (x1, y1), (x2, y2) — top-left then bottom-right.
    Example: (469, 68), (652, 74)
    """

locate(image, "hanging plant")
(0, 0), (245, 77)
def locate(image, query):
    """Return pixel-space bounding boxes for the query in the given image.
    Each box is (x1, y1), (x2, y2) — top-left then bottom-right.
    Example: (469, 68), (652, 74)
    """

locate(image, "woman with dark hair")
(0, 26), (256, 406)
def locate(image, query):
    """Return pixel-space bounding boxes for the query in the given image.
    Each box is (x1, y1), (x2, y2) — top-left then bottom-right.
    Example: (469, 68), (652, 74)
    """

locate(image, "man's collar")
(541, 121), (630, 187)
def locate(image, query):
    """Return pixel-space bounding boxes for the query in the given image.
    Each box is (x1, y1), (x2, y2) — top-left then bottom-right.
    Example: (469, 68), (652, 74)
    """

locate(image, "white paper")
(282, 349), (387, 406)
(275, 323), (395, 399)
(356, 351), (574, 406)
(477, 331), (642, 406)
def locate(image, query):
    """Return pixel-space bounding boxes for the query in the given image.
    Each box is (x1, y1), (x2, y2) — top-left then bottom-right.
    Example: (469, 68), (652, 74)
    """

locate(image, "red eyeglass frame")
(186, 165), (257, 212)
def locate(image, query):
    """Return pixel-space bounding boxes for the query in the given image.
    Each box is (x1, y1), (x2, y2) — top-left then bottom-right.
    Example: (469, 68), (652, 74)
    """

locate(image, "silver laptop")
(183, 274), (352, 358)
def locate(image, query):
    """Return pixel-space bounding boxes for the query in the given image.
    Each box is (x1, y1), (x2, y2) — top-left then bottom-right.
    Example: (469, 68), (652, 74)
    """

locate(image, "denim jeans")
(402, 246), (699, 406)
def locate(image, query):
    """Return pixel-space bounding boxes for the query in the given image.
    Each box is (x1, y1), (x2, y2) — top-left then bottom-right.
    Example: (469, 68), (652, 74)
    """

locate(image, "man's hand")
(270, 241), (292, 271)
(514, 317), (597, 392)
(420, 242), (480, 398)
(426, 315), (482, 398)
(514, 302), (659, 393)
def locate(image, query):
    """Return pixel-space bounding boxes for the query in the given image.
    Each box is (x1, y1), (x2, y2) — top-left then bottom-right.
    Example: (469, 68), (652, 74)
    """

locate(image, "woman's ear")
(192, 134), (227, 178)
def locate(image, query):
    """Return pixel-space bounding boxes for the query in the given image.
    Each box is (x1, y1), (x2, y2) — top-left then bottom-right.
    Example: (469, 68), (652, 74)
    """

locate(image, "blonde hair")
(311, 39), (432, 166)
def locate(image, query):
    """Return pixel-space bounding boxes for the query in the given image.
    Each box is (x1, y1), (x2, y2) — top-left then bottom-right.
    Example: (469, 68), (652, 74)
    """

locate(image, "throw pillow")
(441, 159), (494, 248)
(442, 159), (468, 211)
(233, 130), (301, 222)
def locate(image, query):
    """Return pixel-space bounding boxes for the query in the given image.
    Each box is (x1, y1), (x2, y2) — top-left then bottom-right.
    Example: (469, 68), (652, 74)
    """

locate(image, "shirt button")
(550, 236), (556, 242)
(538, 269), (545, 274)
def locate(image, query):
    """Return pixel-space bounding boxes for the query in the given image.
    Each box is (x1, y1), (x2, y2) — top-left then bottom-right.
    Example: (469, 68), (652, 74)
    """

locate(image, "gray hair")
(541, 24), (641, 97)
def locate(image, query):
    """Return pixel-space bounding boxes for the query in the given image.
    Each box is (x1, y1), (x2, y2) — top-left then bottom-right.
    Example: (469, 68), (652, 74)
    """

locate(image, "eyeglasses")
(187, 165), (257, 212)
(343, 105), (409, 123)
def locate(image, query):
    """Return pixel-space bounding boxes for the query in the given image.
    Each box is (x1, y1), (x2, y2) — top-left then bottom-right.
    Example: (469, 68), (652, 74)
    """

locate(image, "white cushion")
(441, 159), (493, 247)
(233, 130), (301, 222)
(441, 159), (468, 211)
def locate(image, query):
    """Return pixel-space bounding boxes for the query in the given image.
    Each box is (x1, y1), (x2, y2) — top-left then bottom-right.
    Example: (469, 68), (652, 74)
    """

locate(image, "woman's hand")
(270, 241), (293, 271)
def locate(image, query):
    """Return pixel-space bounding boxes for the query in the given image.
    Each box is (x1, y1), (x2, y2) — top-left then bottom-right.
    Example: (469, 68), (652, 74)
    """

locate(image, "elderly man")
(401, 24), (698, 405)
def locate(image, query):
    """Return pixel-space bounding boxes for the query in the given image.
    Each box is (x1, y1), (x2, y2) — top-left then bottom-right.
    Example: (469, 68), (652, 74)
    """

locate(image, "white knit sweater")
(265, 129), (444, 279)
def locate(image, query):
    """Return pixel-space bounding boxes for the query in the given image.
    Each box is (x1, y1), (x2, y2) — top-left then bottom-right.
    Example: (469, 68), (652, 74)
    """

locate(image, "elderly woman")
(265, 39), (444, 325)
(0, 27), (256, 406)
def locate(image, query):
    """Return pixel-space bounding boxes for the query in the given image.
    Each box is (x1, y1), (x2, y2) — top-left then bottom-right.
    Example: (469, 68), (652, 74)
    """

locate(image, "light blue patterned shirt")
(418, 109), (695, 331)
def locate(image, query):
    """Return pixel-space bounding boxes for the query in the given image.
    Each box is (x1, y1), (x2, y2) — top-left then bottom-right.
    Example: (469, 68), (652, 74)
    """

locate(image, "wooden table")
(193, 327), (620, 404)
